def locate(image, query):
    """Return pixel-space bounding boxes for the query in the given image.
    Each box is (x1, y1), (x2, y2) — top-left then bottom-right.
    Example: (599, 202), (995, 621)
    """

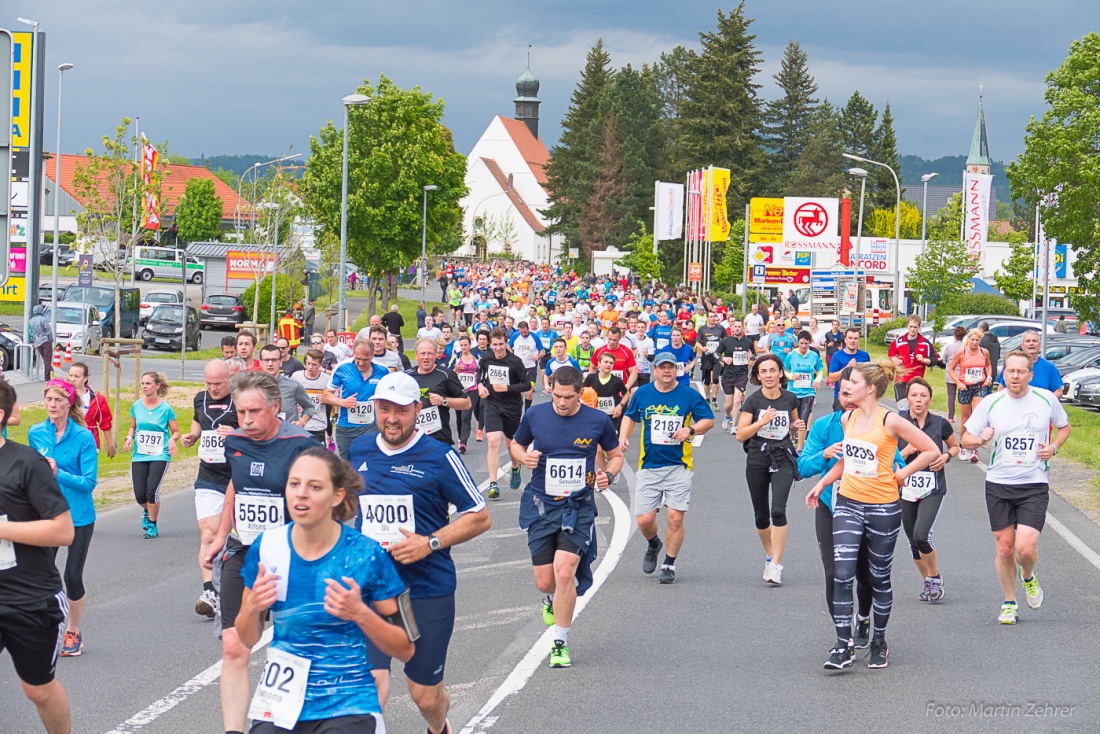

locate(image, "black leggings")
(901, 494), (944, 558)
(832, 496), (901, 640)
(815, 504), (871, 620)
(131, 460), (168, 506)
(745, 456), (795, 529)
(64, 523), (95, 601)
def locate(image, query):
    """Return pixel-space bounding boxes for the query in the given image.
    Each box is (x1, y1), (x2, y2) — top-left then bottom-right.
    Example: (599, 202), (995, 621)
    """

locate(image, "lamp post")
(50, 62), (74, 342)
(919, 172), (939, 319)
(421, 185), (438, 305)
(338, 94), (371, 332)
(844, 152), (901, 311)
(235, 154), (300, 236)
(847, 168), (868, 262)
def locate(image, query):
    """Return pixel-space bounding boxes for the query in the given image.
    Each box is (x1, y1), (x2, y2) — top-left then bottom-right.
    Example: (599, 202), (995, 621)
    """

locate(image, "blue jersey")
(330, 361), (389, 427)
(657, 343), (696, 386)
(535, 329), (558, 348)
(624, 382), (713, 471)
(349, 431), (485, 598)
(769, 332), (797, 355)
(828, 349), (870, 396)
(242, 524), (405, 722)
(130, 400), (176, 463)
(783, 349), (824, 398)
(648, 323), (673, 351)
(513, 404), (619, 504)
(997, 356), (1062, 393)
(544, 356), (581, 376)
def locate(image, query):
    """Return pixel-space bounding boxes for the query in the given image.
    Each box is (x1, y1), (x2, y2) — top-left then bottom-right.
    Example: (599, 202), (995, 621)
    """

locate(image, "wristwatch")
(428, 535), (442, 552)
(442, 396), (449, 407)
(688, 425), (696, 437)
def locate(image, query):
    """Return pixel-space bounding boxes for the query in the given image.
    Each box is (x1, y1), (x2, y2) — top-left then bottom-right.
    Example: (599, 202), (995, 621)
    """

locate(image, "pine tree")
(577, 114), (626, 259)
(869, 103), (903, 211)
(651, 45), (697, 181)
(762, 39), (819, 194)
(679, 3), (766, 211)
(839, 91), (878, 160)
(786, 100), (846, 197)
(544, 40), (615, 249)
(605, 64), (664, 250)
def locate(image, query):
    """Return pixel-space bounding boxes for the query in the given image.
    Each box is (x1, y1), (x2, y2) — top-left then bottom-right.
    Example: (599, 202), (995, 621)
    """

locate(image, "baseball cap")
(372, 372), (421, 406)
(653, 352), (677, 367)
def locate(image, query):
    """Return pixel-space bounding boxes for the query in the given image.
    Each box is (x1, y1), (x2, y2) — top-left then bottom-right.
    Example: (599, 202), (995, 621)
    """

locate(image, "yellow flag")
(709, 167), (731, 242)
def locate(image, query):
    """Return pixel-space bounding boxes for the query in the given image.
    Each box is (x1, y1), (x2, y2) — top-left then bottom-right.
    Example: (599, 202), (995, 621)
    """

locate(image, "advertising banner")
(963, 172), (993, 259)
(10, 32), (31, 148)
(707, 168), (731, 242)
(749, 198), (784, 234)
(654, 182), (685, 241)
(764, 267), (810, 285)
(688, 169), (708, 240)
(783, 197), (839, 251)
(8, 247), (25, 274)
(0, 277), (25, 302)
(688, 262), (703, 282)
(227, 250), (276, 280)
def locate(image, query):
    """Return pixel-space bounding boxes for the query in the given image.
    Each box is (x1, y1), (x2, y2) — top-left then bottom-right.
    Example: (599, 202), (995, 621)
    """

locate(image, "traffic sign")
(751, 265), (765, 283)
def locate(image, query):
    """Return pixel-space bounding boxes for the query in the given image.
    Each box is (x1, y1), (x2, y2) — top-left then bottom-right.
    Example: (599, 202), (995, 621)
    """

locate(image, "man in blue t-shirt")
(828, 328), (870, 410)
(349, 372), (491, 734)
(511, 366), (622, 669)
(324, 338), (389, 460)
(996, 330), (1064, 398)
(655, 326), (696, 386)
(620, 352), (714, 585)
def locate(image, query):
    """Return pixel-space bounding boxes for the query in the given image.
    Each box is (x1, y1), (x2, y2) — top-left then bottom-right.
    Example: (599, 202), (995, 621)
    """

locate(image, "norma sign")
(688, 262), (703, 282)
(764, 267), (810, 285)
(749, 197), (783, 234)
(782, 197), (839, 251)
(226, 250), (276, 280)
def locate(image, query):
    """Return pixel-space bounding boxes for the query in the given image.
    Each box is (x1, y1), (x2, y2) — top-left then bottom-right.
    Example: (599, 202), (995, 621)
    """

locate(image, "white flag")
(654, 182), (684, 241)
(963, 172), (993, 260)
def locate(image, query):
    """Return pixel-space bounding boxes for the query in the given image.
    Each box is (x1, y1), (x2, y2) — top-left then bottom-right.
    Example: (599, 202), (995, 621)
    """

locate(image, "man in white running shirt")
(744, 303), (765, 338)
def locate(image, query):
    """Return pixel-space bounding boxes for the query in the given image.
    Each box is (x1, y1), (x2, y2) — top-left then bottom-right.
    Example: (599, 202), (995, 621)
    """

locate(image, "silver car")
(48, 304), (103, 355)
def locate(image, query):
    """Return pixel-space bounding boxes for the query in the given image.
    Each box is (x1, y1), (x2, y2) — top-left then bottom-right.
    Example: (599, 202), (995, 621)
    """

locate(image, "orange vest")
(277, 316), (300, 347)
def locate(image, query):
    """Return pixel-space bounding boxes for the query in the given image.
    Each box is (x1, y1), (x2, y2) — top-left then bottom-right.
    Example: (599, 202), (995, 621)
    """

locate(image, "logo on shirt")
(358, 462), (368, 472)
(250, 462), (265, 477)
(390, 464), (425, 479)
(573, 437), (594, 447)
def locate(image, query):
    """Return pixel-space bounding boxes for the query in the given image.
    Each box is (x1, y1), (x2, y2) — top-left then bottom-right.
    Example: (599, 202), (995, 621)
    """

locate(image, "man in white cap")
(348, 372), (491, 734)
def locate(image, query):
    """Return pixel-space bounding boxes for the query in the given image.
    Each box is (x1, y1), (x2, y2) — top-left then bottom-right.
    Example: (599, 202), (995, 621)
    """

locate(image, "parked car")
(46, 304), (102, 355)
(935, 320), (1051, 351)
(142, 304), (201, 352)
(1054, 346), (1100, 377)
(40, 244), (75, 267)
(140, 289), (185, 325)
(199, 293), (246, 329)
(62, 284), (141, 338)
(38, 284), (58, 306)
(996, 335), (1100, 373)
(0, 322), (23, 371)
(1062, 368), (1100, 403)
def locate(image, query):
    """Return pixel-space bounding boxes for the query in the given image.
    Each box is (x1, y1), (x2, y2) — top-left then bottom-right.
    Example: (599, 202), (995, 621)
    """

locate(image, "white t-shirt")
(291, 371), (331, 433)
(324, 342), (353, 362)
(417, 327), (443, 341)
(590, 336), (606, 351)
(745, 313), (764, 336)
(964, 387), (1068, 485)
(634, 335), (655, 375)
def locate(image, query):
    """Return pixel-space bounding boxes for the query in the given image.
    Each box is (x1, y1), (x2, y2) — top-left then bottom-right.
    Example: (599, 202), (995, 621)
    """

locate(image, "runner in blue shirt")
(996, 330), (1064, 398)
(512, 366), (622, 668)
(648, 312), (674, 351)
(827, 327), (870, 410)
(655, 326), (696, 386)
(769, 328), (797, 356)
(324, 338), (389, 460)
(122, 372), (180, 539)
(783, 331), (826, 451)
(620, 352), (714, 584)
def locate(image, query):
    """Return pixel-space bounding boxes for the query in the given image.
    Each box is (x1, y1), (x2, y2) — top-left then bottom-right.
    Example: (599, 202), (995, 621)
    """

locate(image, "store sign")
(783, 197), (839, 251)
(856, 252), (889, 271)
(749, 197), (784, 234)
(226, 250), (276, 280)
(764, 267), (810, 285)
(8, 246), (25, 274)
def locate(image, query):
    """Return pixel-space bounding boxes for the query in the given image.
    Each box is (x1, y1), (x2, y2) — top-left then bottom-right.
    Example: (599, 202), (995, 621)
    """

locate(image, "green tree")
(762, 39), (819, 194)
(301, 75), (466, 317)
(906, 238), (981, 321)
(928, 192), (964, 241)
(1007, 32), (1100, 321)
(175, 178), (224, 243)
(544, 40), (615, 249)
(993, 232), (1036, 304)
(866, 200), (921, 239)
(786, 100), (846, 196)
(577, 114), (626, 258)
(679, 3), (766, 210)
(651, 45), (696, 181)
(614, 222), (662, 282)
(839, 91), (878, 160)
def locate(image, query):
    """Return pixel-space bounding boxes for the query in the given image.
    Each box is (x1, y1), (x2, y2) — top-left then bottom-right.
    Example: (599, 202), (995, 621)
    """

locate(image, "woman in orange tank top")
(806, 358), (938, 671)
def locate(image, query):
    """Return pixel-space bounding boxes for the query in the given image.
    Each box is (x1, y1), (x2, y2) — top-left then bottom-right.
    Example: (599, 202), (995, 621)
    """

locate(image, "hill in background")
(900, 154), (1011, 203)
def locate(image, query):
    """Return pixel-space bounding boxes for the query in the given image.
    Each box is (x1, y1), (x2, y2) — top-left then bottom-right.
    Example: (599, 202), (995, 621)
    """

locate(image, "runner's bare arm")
(0, 510), (74, 547)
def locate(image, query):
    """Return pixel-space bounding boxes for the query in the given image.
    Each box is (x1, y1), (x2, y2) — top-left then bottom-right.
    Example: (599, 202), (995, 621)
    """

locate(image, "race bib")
(901, 471), (936, 501)
(417, 406), (443, 434)
(347, 401), (375, 425)
(458, 372), (477, 389)
(359, 495), (415, 547)
(611, 369), (624, 381)
(1000, 431), (1040, 467)
(0, 515), (15, 571)
(514, 343), (532, 357)
(965, 367), (985, 384)
(596, 396), (615, 415)
(488, 365), (510, 386)
(248, 648), (311, 730)
(732, 351), (749, 366)
(305, 389), (323, 408)
(545, 457), (586, 498)
(793, 373), (813, 389)
(757, 409), (790, 440)
(843, 438), (879, 477)
(706, 342), (718, 354)
(676, 362), (686, 377)
(136, 430), (164, 456)
(234, 494), (285, 546)
(650, 415), (684, 445)
(655, 338), (669, 350)
(198, 430), (226, 464)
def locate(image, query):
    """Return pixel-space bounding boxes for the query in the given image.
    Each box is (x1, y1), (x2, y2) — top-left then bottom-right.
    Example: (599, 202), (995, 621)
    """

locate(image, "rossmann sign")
(226, 250), (276, 280)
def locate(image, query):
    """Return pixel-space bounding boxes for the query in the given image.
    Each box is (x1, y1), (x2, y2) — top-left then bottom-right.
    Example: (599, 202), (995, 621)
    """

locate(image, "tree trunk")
(366, 277), (378, 318)
(380, 272), (392, 312)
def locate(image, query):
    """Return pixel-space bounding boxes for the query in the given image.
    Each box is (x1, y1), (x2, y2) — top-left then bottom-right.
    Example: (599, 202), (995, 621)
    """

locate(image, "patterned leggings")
(832, 495), (901, 641)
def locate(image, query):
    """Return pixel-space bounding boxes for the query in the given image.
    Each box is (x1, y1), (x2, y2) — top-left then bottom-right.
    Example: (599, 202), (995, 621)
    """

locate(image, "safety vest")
(277, 316), (301, 347)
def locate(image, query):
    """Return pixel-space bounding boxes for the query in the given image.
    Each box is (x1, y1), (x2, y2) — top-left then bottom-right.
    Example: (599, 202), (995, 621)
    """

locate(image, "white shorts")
(194, 488), (226, 520)
(634, 465), (693, 514)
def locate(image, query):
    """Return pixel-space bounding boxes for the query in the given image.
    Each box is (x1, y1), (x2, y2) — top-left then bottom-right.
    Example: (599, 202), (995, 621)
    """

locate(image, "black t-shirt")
(740, 388), (800, 454)
(697, 325), (726, 361)
(492, 286), (505, 301)
(280, 356), (305, 378)
(381, 311), (404, 336)
(0, 442), (69, 605)
(824, 330), (842, 356)
(718, 335), (757, 377)
(898, 410), (954, 497)
(192, 390), (239, 489)
(477, 353), (529, 407)
(583, 373), (628, 416)
(406, 366), (467, 446)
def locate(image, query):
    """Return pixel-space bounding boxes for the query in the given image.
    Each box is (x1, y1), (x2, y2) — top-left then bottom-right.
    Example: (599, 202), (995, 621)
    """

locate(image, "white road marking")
(459, 468), (634, 734)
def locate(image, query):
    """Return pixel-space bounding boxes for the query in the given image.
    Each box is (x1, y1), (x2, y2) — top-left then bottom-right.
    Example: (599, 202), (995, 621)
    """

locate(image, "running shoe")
(510, 466), (522, 490)
(61, 631), (82, 657)
(763, 561), (783, 585)
(141, 510), (152, 534)
(549, 640), (572, 668)
(928, 577), (945, 603)
(642, 539), (663, 574)
(998, 601), (1019, 624)
(476, 429), (483, 442)
(729, 419), (737, 436)
(195, 589), (219, 619)
(721, 417), (731, 431)
(970, 451), (980, 463)
(1020, 570), (1044, 609)
(919, 577), (933, 602)
(868, 636), (889, 668)
(958, 448), (970, 462)
(542, 595), (554, 626)
(144, 523), (159, 539)
(487, 482), (500, 500)
(658, 565), (676, 584)
(458, 441), (467, 455)
(852, 617), (871, 649)
(823, 641), (854, 670)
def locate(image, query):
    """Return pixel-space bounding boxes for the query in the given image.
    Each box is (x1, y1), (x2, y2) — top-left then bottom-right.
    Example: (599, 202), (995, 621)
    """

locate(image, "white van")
(130, 246), (205, 284)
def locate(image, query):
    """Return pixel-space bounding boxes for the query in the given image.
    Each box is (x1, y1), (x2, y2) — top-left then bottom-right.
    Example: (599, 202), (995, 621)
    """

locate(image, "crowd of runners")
(0, 259), (1075, 732)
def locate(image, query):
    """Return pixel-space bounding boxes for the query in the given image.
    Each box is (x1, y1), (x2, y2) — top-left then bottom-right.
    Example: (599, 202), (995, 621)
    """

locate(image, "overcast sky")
(14, 1), (1098, 169)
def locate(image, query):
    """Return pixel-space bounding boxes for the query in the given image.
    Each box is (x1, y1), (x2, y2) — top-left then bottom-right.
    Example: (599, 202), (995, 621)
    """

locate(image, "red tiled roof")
(481, 157), (545, 234)
(45, 153), (248, 221)
(497, 116), (549, 185)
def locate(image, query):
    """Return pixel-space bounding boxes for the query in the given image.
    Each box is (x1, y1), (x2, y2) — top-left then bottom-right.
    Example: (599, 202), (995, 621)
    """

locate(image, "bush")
(869, 317), (908, 345)
(935, 292), (1020, 318)
(241, 275), (308, 325)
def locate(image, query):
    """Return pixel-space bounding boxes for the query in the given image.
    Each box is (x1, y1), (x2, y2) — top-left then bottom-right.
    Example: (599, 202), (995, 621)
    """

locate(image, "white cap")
(372, 372), (421, 406)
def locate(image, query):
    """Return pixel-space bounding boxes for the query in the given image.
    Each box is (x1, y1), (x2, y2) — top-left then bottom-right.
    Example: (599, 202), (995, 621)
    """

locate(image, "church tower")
(514, 48), (541, 140)
(965, 90), (991, 176)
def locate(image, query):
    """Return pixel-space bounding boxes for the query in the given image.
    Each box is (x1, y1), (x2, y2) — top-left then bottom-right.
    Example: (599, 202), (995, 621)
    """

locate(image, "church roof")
(497, 115), (549, 181)
(967, 95), (991, 167)
(479, 157), (545, 233)
(515, 62), (540, 102)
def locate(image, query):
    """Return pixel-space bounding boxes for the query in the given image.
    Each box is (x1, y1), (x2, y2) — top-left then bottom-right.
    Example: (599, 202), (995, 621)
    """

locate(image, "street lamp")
(235, 154), (301, 235)
(847, 167), (868, 263)
(338, 93), (371, 332)
(844, 152), (901, 311)
(50, 62), (74, 341)
(421, 185), (438, 304)
(919, 172), (939, 319)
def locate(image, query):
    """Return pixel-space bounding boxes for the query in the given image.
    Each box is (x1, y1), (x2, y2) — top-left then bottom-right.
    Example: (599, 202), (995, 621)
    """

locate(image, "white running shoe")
(722, 417), (731, 431)
(763, 561), (783, 585)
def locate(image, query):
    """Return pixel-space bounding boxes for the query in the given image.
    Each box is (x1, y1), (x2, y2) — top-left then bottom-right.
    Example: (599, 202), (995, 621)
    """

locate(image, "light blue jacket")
(798, 409), (905, 512)
(28, 418), (99, 527)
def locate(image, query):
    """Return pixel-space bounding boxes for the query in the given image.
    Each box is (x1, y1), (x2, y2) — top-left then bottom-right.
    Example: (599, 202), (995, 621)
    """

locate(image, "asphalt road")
(3, 388), (1100, 733)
